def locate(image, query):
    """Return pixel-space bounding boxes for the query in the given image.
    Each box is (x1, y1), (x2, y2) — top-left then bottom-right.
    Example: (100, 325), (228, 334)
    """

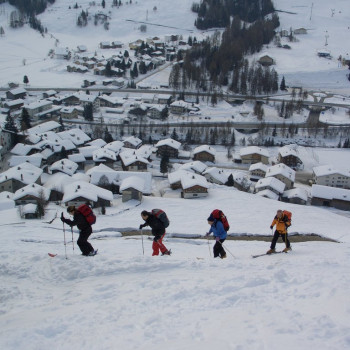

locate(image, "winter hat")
(207, 214), (214, 222)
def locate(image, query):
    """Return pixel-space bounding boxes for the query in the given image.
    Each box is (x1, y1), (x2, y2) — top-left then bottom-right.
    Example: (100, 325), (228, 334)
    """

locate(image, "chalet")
(43, 90), (57, 99)
(22, 203), (39, 219)
(0, 128), (16, 157)
(258, 55), (274, 66)
(77, 45), (87, 52)
(4, 99), (24, 111)
(0, 191), (15, 210)
(62, 181), (113, 208)
(148, 105), (164, 119)
(50, 159), (79, 176)
(68, 153), (86, 171)
(265, 163), (295, 190)
(120, 176), (144, 202)
(294, 28), (307, 35)
(157, 94), (172, 105)
(13, 183), (50, 206)
(240, 146), (269, 165)
(168, 170), (190, 190)
(179, 161), (207, 175)
(311, 185), (350, 211)
(24, 100), (59, 120)
(0, 162), (43, 193)
(169, 100), (188, 115)
(9, 154), (43, 168)
(26, 121), (61, 135)
(82, 79), (96, 88)
(60, 106), (84, 119)
(6, 87), (27, 100)
(282, 188), (308, 205)
(98, 95), (124, 108)
(11, 143), (41, 156)
(129, 39), (143, 50)
(55, 47), (71, 60)
(193, 145), (216, 163)
(60, 94), (81, 106)
(93, 148), (117, 167)
(123, 136), (142, 149)
(249, 162), (268, 182)
(42, 172), (78, 202)
(255, 177), (285, 199)
(67, 64), (89, 73)
(111, 41), (123, 48)
(112, 78), (126, 88)
(78, 145), (100, 160)
(203, 167), (228, 185)
(312, 165), (350, 189)
(58, 128), (91, 146)
(181, 172), (209, 199)
(104, 141), (124, 155)
(100, 41), (111, 49)
(156, 138), (181, 158)
(231, 172), (252, 192)
(119, 151), (149, 172)
(278, 145), (303, 169)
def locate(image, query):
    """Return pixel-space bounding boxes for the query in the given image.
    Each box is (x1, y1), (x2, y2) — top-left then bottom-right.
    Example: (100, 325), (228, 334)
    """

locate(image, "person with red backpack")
(139, 210), (171, 256)
(61, 205), (97, 256)
(206, 213), (227, 259)
(267, 209), (291, 254)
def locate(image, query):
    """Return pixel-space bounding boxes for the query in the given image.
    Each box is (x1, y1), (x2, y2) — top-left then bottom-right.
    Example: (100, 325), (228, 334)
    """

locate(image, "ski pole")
(140, 228), (144, 256)
(71, 226), (75, 254)
(207, 234), (212, 257)
(62, 221), (68, 259)
(218, 240), (235, 259)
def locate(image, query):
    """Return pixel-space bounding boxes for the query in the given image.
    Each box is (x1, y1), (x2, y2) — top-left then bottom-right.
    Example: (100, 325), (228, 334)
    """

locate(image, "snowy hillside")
(0, 0), (349, 91)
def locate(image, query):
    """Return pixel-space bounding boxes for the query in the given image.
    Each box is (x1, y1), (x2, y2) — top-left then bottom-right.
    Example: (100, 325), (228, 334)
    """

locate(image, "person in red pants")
(139, 210), (171, 256)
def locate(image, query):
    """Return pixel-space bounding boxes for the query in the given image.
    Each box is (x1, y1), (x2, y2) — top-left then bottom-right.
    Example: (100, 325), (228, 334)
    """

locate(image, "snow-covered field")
(1, 187), (350, 349)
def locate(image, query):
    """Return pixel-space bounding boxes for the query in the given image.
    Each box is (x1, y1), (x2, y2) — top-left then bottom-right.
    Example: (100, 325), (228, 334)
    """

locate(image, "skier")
(206, 213), (227, 259)
(139, 210), (171, 256)
(61, 206), (97, 256)
(267, 209), (291, 254)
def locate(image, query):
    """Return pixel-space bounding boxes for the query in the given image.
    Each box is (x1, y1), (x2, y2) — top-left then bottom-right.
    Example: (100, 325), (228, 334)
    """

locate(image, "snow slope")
(1, 187), (350, 349)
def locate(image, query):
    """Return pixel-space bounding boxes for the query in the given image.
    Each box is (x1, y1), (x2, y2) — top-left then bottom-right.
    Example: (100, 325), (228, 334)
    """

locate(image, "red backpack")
(211, 209), (230, 232)
(151, 209), (170, 228)
(77, 204), (96, 225)
(283, 210), (292, 227)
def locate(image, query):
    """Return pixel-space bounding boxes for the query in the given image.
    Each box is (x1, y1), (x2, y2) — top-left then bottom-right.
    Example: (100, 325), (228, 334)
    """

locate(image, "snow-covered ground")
(1, 187), (350, 349)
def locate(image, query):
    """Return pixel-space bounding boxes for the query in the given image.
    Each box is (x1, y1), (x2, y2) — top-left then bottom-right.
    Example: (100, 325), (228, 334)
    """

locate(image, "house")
(312, 165), (350, 189)
(278, 145), (303, 169)
(265, 163), (295, 190)
(203, 167), (228, 185)
(26, 121), (61, 135)
(282, 188), (308, 205)
(193, 145), (216, 162)
(13, 183), (50, 206)
(0, 128), (14, 159)
(42, 90), (57, 99)
(60, 106), (84, 119)
(294, 28), (307, 35)
(258, 55), (274, 66)
(231, 172), (252, 192)
(77, 45), (87, 52)
(6, 87), (27, 100)
(240, 146), (269, 165)
(100, 41), (111, 49)
(50, 159), (79, 176)
(249, 162), (268, 182)
(120, 176), (144, 202)
(93, 148), (117, 167)
(0, 191), (15, 210)
(104, 141), (124, 155)
(169, 100), (188, 115)
(68, 153), (86, 171)
(168, 170), (190, 190)
(157, 94), (172, 105)
(78, 145), (100, 160)
(58, 128), (91, 146)
(11, 143), (41, 156)
(0, 162), (43, 193)
(155, 138), (181, 158)
(22, 203), (39, 219)
(255, 177), (285, 198)
(181, 172), (209, 199)
(179, 161), (207, 175)
(119, 151), (149, 171)
(62, 181), (113, 208)
(9, 154), (43, 168)
(311, 185), (350, 211)
(3, 99), (24, 111)
(24, 100), (59, 120)
(123, 136), (142, 149)
(55, 47), (71, 60)
(98, 95), (124, 108)
(148, 105), (164, 119)
(42, 172), (75, 202)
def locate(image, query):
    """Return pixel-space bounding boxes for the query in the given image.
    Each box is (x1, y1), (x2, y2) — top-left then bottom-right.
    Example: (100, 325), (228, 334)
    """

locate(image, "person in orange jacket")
(267, 209), (291, 254)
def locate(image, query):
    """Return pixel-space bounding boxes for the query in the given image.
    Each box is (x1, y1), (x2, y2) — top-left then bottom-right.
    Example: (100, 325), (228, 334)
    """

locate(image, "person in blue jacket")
(206, 213), (227, 259)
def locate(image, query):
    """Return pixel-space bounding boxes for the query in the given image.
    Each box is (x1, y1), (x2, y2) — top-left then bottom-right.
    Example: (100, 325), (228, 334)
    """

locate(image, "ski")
(252, 251), (286, 258)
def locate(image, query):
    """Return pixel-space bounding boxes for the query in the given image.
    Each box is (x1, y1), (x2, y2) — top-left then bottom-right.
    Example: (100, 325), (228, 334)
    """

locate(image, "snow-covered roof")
(180, 172), (209, 190)
(249, 162), (268, 172)
(13, 183), (50, 201)
(42, 172), (76, 191)
(266, 164), (295, 182)
(9, 154), (43, 168)
(278, 144), (299, 158)
(202, 167), (229, 184)
(193, 145), (216, 157)
(0, 162), (43, 185)
(93, 148), (117, 162)
(282, 188), (308, 202)
(87, 138), (107, 148)
(62, 181), (113, 203)
(0, 191), (14, 200)
(311, 185), (350, 201)
(240, 146), (270, 158)
(255, 177), (285, 193)
(22, 203), (37, 214)
(11, 143), (40, 156)
(135, 145), (153, 159)
(78, 145), (100, 158)
(313, 165), (350, 178)
(24, 99), (52, 111)
(168, 170), (190, 185)
(179, 160), (207, 174)
(68, 153), (86, 163)
(50, 159), (79, 176)
(123, 136), (142, 147)
(119, 150), (149, 166)
(256, 189), (279, 200)
(103, 141), (124, 153)
(170, 100), (188, 108)
(57, 128), (91, 146)
(26, 121), (60, 135)
(120, 176), (145, 192)
(155, 138), (181, 150)
(8, 87), (26, 95)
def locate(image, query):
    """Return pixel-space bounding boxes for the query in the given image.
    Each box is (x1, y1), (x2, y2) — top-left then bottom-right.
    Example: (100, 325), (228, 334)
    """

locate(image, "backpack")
(211, 209), (230, 232)
(283, 210), (292, 227)
(152, 209), (170, 228)
(77, 204), (96, 225)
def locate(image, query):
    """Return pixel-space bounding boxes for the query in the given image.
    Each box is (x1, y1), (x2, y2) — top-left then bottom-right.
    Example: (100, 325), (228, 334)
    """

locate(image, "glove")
(215, 236), (220, 242)
(154, 236), (160, 242)
(60, 213), (65, 223)
(205, 232), (210, 237)
(270, 226), (273, 230)
(139, 224), (144, 229)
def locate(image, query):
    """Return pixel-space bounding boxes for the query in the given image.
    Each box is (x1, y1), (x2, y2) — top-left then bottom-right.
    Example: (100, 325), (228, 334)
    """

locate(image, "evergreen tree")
(160, 155), (169, 175)
(20, 108), (31, 131)
(5, 113), (18, 134)
(230, 130), (235, 146)
(59, 116), (65, 132)
(60, 146), (68, 159)
(102, 0), (105, 8)
(280, 76), (286, 91)
(0, 26), (5, 36)
(171, 128), (178, 141)
(104, 127), (114, 143)
(225, 174), (234, 187)
(83, 103), (94, 121)
(105, 61), (113, 77)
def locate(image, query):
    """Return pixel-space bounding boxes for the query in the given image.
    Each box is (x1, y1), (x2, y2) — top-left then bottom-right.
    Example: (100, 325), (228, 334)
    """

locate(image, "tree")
(0, 26), (5, 36)
(102, 0), (105, 8)
(280, 76), (286, 91)
(20, 108), (31, 131)
(83, 103), (94, 121)
(160, 155), (169, 176)
(58, 116), (65, 132)
(171, 128), (178, 141)
(36, 189), (48, 219)
(103, 127), (113, 143)
(23, 75), (29, 86)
